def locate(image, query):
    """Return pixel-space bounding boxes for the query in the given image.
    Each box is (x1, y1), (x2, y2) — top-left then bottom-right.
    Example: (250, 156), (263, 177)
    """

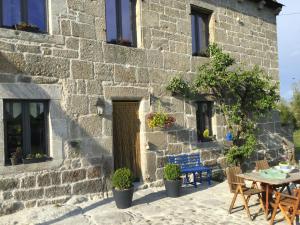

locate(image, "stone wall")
(0, 0), (283, 215)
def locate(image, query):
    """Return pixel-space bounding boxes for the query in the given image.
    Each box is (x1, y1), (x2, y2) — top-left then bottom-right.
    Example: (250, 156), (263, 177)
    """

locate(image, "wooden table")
(237, 169), (300, 218)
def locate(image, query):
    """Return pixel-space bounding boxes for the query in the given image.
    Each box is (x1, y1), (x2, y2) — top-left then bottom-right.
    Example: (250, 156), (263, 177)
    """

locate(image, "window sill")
(106, 41), (137, 48)
(0, 158), (63, 175)
(0, 27), (64, 45)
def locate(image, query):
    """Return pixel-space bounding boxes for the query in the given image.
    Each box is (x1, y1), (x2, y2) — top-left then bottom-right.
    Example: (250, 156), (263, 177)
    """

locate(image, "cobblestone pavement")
(0, 181), (288, 225)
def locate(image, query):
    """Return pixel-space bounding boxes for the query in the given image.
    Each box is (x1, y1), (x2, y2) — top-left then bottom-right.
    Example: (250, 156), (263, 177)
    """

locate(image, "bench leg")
(207, 169), (212, 185)
(184, 173), (189, 185)
(199, 172), (203, 183)
(193, 172), (197, 188)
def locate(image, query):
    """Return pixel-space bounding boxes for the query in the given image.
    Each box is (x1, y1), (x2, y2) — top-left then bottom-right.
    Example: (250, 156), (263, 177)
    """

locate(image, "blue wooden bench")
(168, 153), (212, 188)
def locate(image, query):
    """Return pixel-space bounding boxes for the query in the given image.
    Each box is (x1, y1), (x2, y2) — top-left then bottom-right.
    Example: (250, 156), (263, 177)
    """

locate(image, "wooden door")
(113, 101), (141, 180)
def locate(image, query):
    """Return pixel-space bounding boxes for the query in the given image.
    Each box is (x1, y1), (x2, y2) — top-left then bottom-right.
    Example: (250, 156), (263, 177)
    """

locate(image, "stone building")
(0, 0), (285, 215)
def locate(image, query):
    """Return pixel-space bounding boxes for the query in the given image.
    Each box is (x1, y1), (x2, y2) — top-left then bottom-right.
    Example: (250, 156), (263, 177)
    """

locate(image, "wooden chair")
(226, 166), (266, 220)
(270, 189), (300, 225)
(256, 160), (270, 171)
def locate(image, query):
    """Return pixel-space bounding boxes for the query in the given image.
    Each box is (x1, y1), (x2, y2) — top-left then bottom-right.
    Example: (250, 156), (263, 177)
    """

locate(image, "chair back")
(226, 166), (244, 193)
(255, 160), (270, 171)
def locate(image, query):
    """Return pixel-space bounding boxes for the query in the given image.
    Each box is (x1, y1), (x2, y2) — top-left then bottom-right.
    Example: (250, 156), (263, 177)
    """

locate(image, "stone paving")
(0, 181), (288, 225)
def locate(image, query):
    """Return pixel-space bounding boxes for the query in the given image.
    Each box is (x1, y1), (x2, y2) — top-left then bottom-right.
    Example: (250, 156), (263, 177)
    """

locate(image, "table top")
(237, 169), (300, 185)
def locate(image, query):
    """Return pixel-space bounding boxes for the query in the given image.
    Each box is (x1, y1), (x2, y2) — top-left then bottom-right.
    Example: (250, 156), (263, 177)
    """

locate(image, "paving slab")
(0, 181), (289, 225)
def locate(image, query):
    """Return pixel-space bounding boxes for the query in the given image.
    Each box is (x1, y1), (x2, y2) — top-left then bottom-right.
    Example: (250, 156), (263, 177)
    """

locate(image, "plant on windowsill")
(112, 168), (134, 209)
(201, 128), (214, 142)
(15, 22), (40, 33)
(166, 76), (190, 97)
(164, 164), (182, 197)
(10, 147), (22, 166)
(23, 153), (50, 164)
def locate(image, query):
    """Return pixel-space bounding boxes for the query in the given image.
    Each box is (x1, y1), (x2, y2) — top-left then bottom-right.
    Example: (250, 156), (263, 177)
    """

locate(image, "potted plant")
(201, 129), (213, 142)
(10, 147), (22, 165)
(164, 164), (182, 197)
(147, 112), (176, 129)
(23, 153), (50, 164)
(112, 168), (134, 209)
(15, 22), (40, 33)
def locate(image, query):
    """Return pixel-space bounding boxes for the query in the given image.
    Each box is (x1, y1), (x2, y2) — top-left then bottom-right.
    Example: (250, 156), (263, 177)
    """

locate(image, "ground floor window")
(196, 101), (213, 142)
(4, 100), (49, 165)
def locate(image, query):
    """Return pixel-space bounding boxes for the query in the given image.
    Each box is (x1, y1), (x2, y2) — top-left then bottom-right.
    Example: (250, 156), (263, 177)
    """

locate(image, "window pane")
(27, 0), (46, 32)
(106, 0), (117, 43)
(5, 102), (23, 161)
(29, 102), (47, 155)
(2, 0), (21, 27)
(191, 14), (197, 55)
(121, 0), (133, 44)
(197, 15), (204, 53)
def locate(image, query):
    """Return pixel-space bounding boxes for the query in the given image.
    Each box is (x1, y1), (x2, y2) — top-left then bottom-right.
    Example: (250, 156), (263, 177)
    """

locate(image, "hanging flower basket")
(147, 112), (176, 129)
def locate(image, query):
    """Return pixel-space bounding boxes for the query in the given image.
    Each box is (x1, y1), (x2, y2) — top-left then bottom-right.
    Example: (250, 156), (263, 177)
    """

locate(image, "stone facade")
(0, 0), (285, 215)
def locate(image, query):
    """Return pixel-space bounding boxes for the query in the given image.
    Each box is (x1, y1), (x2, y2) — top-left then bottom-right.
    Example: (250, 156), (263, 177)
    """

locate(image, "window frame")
(3, 99), (49, 165)
(105, 0), (137, 47)
(0, 0), (48, 33)
(196, 101), (213, 142)
(191, 6), (211, 57)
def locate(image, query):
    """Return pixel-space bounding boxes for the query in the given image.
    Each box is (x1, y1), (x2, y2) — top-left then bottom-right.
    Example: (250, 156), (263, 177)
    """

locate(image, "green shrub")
(164, 164), (181, 181)
(166, 76), (189, 96)
(112, 168), (133, 190)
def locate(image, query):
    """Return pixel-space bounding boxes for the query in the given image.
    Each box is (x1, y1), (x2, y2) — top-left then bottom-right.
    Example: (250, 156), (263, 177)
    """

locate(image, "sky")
(277, 0), (300, 101)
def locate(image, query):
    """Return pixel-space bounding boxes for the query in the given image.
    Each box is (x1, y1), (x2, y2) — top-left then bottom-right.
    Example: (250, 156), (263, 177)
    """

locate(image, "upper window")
(191, 7), (211, 57)
(196, 101), (213, 142)
(4, 100), (49, 165)
(105, 0), (137, 47)
(0, 0), (47, 33)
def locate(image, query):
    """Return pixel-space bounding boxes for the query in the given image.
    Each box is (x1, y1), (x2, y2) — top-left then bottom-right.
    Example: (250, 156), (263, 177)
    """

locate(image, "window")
(191, 7), (211, 56)
(4, 100), (49, 165)
(105, 0), (137, 47)
(196, 101), (213, 142)
(0, 0), (47, 32)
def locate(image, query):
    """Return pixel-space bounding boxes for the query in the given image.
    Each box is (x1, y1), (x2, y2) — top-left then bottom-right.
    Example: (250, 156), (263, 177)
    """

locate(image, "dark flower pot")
(164, 179), (181, 198)
(112, 186), (134, 209)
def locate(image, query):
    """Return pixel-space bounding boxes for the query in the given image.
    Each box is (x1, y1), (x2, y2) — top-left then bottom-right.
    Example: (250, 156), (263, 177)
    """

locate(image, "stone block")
(145, 151), (157, 182)
(166, 143), (183, 155)
(14, 189), (44, 201)
(21, 176), (36, 189)
(177, 130), (189, 142)
(114, 65), (136, 83)
(53, 49), (78, 58)
(72, 179), (102, 195)
(200, 150), (211, 161)
(0, 52), (26, 74)
(156, 168), (164, 180)
(86, 80), (103, 95)
(71, 60), (93, 79)
(203, 159), (217, 166)
(167, 131), (177, 143)
(95, 17), (106, 41)
(137, 67), (150, 83)
(191, 56), (210, 72)
(0, 40), (15, 51)
(24, 200), (36, 208)
(103, 86), (149, 99)
(71, 22), (96, 39)
(164, 52), (190, 72)
(67, 95), (89, 114)
(37, 174), (51, 187)
(156, 156), (166, 168)
(94, 63), (114, 81)
(66, 37), (79, 50)
(147, 50), (163, 68)
(16, 44), (41, 53)
(87, 166), (101, 179)
(25, 54), (70, 78)
(0, 178), (19, 191)
(2, 192), (13, 200)
(71, 159), (82, 169)
(84, 0), (101, 16)
(61, 20), (72, 36)
(62, 169), (86, 183)
(147, 132), (167, 150)
(50, 172), (61, 185)
(67, 0), (84, 11)
(78, 115), (102, 137)
(44, 185), (72, 198)
(142, 10), (159, 27)
(80, 39), (103, 62)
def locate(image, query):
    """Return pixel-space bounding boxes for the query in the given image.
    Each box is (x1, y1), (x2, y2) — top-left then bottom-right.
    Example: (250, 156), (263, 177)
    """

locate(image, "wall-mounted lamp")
(95, 98), (105, 116)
